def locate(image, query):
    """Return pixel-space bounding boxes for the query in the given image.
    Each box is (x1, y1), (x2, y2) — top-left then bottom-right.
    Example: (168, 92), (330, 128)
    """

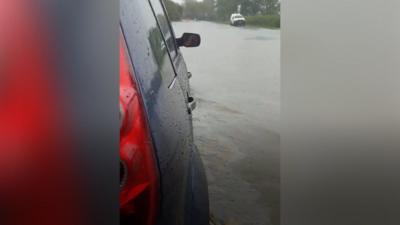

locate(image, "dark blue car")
(119, 0), (209, 224)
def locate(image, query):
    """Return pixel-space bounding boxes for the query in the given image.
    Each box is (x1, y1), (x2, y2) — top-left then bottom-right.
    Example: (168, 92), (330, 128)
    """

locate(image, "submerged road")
(173, 21), (280, 225)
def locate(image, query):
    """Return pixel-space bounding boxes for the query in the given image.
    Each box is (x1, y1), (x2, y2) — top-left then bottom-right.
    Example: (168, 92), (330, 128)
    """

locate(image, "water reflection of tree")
(148, 27), (166, 67)
(156, 14), (175, 55)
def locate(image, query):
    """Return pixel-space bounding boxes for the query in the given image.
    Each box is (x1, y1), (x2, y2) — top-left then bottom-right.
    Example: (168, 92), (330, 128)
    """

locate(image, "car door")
(148, 0), (192, 98)
(120, 0), (194, 224)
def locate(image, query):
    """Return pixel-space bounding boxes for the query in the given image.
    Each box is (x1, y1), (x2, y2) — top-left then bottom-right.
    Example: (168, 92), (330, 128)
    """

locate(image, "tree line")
(164, 0), (280, 21)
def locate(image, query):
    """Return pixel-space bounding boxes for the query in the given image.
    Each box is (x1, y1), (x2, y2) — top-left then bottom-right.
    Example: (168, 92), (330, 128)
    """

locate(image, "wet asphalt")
(172, 21), (280, 225)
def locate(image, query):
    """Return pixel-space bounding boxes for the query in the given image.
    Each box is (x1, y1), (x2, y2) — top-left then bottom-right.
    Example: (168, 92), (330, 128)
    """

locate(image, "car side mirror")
(176, 33), (201, 48)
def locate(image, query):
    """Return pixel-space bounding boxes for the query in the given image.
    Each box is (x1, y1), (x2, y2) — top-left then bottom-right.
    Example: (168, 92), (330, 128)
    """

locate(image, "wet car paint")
(120, 0), (208, 224)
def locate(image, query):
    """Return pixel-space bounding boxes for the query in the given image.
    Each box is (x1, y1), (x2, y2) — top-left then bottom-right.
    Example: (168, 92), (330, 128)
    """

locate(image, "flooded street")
(172, 21), (280, 225)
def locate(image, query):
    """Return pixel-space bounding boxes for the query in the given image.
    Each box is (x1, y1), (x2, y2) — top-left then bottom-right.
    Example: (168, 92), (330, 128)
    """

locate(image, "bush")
(245, 14), (280, 28)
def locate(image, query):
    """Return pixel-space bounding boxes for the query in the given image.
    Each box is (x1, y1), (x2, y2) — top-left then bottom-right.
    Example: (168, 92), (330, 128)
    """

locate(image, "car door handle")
(188, 96), (196, 113)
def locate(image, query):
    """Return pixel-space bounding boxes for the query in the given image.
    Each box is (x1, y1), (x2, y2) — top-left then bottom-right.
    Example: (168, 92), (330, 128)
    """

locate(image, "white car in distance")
(230, 13), (246, 26)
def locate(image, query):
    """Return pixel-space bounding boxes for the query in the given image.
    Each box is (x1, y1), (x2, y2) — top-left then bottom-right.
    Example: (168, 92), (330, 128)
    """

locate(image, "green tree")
(163, 0), (183, 21)
(215, 0), (239, 20)
(183, 1), (215, 20)
(238, 0), (266, 16)
(264, 0), (280, 15)
(183, 0), (280, 22)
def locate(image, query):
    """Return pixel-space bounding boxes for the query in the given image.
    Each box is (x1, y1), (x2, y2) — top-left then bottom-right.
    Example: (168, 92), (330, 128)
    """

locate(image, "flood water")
(172, 21), (280, 225)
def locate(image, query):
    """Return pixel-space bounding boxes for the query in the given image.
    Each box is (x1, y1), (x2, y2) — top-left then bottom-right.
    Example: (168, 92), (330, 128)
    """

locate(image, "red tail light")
(119, 35), (159, 225)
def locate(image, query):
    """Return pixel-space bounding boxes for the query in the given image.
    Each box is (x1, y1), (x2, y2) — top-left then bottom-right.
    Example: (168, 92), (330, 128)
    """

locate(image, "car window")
(121, 0), (177, 83)
(148, 0), (178, 59)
